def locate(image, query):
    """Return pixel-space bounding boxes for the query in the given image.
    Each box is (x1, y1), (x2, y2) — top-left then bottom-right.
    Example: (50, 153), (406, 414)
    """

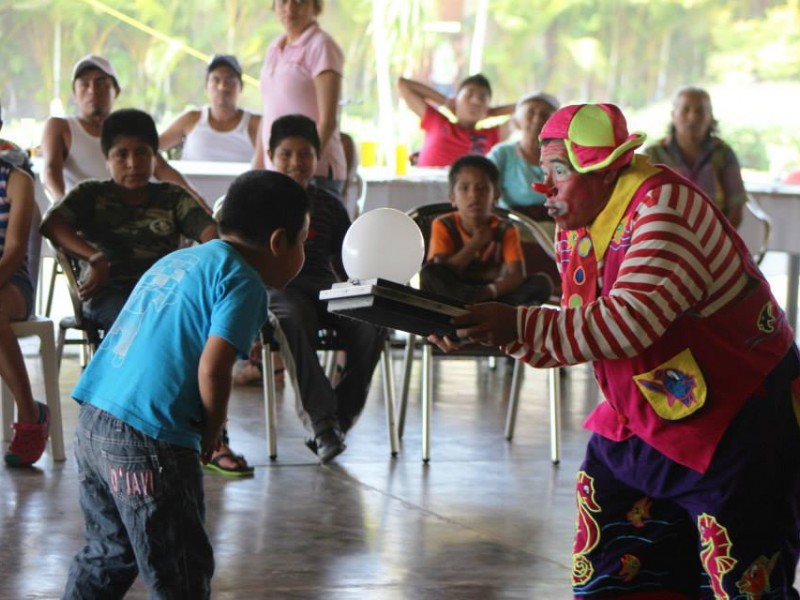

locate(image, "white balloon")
(342, 208), (424, 284)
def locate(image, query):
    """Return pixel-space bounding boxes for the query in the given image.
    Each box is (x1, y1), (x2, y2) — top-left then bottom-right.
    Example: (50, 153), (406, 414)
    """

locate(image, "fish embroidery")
(626, 496), (652, 529)
(736, 553), (779, 599)
(619, 553), (641, 583)
(638, 369), (698, 409)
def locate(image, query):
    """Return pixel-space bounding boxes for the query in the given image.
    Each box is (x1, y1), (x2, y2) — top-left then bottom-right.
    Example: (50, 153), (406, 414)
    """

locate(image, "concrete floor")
(2, 346), (598, 600)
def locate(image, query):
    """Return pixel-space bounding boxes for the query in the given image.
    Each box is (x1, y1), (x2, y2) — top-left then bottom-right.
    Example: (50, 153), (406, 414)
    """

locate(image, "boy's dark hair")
(448, 154), (500, 193)
(269, 114), (321, 155)
(100, 109), (159, 156)
(218, 170), (309, 246)
(458, 73), (492, 97)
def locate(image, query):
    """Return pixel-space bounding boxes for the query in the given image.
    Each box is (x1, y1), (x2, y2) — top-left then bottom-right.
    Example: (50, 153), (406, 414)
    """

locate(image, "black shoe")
(311, 428), (346, 464)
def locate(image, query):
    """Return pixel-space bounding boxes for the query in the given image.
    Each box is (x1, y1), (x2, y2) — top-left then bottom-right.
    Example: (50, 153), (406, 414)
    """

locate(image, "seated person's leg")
(419, 263), (482, 303)
(499, 273), (553, 306)
(0, 281), (50, 467)
(270, 287), (339, 436)
(84, 282), (136, 331)
(330, 317), (387, 434)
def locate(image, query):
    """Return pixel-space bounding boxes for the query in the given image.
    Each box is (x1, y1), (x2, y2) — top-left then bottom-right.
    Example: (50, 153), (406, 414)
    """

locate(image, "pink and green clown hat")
(539, 103), (646, 173)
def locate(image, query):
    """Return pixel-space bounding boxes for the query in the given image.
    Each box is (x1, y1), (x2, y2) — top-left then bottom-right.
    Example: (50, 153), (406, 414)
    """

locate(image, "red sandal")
(5, 401), (50, 467)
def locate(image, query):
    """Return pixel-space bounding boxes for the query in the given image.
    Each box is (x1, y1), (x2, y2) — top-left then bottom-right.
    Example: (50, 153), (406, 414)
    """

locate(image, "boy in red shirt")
(398, 74), (514, 167)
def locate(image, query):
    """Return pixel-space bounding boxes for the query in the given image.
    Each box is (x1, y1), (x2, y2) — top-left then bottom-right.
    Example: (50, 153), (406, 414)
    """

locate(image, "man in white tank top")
(159, 55), (261, 163)
(40, 55), (205, 203)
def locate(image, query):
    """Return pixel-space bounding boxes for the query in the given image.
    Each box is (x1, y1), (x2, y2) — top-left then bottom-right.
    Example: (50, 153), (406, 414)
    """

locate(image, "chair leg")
(261, 343), (278, 460)
(1, 381), (13, 442)
(397, 333), (417, 439)
(38, 328), (65, 461)
(421, 344), (433, 463)
(548, 367), (562, 465)
(44, 261), (60, 318)
(504, 360), (524, 440)
(379, 340), (399, 457)
(56, 327), (66, 373)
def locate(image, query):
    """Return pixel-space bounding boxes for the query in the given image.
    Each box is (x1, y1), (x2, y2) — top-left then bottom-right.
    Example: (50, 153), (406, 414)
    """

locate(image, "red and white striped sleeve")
(505, 182), (749, 368)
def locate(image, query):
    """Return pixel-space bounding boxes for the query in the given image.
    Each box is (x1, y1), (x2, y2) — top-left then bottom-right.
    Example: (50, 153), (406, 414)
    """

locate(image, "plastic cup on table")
(395, 144), (409, 176)
(360, 141), (378, 167)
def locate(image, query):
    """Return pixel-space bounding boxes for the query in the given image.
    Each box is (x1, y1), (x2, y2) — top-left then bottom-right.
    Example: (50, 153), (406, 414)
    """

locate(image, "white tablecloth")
(360, 166), (449, 214)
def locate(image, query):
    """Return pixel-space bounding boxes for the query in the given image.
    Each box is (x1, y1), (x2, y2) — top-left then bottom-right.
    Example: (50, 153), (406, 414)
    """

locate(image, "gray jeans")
(63, 404), (213, 599)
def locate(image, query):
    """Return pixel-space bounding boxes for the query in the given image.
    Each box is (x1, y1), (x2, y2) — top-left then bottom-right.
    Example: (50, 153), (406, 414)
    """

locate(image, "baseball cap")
(539, 103), (646, 173)
(207, 54), (243, 78)
(71, 55), (118, 86)
(516, 91), (561, 112)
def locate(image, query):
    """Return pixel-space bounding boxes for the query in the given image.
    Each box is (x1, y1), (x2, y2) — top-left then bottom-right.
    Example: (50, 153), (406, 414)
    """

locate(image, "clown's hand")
(452, 302), (519, 348)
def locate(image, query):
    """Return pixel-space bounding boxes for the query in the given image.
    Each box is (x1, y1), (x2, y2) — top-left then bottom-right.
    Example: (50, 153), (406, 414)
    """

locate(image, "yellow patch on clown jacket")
(633, 348), (706, 420)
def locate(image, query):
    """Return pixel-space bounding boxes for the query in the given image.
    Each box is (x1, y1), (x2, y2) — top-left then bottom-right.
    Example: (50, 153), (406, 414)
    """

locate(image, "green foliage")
(2, 0), (800, 172)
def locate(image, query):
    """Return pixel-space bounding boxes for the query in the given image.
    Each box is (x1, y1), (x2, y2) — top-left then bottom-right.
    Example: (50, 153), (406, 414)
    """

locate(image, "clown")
(430, 103), (800, 598)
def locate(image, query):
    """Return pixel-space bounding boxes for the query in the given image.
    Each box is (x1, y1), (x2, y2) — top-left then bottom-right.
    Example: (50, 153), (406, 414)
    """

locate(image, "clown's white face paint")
(540, 141), (613, 230)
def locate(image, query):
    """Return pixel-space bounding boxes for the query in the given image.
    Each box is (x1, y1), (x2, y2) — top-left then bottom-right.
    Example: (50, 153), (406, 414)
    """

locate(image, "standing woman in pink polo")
(255, 0), (346, 195)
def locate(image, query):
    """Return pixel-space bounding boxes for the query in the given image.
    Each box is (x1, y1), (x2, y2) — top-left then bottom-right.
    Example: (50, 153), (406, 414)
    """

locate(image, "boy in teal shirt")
(63, 170), (309, 599)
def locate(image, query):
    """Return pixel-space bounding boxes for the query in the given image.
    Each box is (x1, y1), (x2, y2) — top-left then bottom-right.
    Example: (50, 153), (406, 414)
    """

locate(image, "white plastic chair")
(1, 317), (66, 461)
(398, 204), (562, 463)
(259, 315), (399, 460)
(737, 194), (772, 265)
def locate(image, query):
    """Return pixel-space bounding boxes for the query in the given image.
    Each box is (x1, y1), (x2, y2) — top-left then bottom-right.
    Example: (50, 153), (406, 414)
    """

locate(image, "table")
(30, 158), (250, 213)
(360, 166), (449, 214)
(172, 160), (250, 209)
(747, 182), (800, 330)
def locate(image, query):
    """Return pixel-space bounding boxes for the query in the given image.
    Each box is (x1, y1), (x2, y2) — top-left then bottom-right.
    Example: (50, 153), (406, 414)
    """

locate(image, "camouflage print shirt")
(46, 180), (214, 284)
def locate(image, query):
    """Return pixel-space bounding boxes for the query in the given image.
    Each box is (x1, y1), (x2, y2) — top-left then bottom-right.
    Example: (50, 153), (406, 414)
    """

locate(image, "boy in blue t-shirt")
(63, 170), (310, 599)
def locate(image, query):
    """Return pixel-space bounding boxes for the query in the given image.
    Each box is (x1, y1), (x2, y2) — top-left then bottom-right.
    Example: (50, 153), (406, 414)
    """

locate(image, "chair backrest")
(27, 203), (43, 300)
(53, 247), (90, 328)
(406, 202), (553, 271)
(737, 194), (772, 265)
(339, 132), (365, 217)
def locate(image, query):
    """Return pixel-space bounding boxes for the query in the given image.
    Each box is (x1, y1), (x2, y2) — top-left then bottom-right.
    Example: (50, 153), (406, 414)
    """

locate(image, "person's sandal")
(203, 452), (255, 478)
(4, 401), (50, 467)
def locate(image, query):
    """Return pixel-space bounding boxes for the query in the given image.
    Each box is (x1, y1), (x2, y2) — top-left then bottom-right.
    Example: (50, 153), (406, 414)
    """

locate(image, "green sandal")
(203, 452), (254, 478)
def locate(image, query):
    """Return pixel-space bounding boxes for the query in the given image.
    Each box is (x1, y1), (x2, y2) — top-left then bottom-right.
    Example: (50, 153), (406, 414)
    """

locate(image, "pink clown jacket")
(562, 161), (794, 473)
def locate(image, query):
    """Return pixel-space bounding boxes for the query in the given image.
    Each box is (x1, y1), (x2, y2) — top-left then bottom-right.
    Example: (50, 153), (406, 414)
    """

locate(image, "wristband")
(88, 252), (108, 266)
(487, 283), (498, 299)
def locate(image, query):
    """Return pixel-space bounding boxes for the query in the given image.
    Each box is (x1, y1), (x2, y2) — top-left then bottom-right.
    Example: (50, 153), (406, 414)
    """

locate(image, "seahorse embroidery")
(698, 513), (737, 600)
(572, 471), (602, 586)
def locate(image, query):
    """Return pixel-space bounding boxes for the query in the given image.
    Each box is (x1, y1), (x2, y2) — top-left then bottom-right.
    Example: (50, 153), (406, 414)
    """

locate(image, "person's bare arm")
(40, 117), (70, 201)
(199, 223), (218, 243)
(487, 260), (525, 300)
(247, 114), (262, 149)
(313, 70), (342, 154)
(436, 224), (494, 273)
(398, 77), (446, 118)
(159, 111), (200, 153)
(152, 155), (208, 209)
(727, 204), (743, 229)
(40, 212), (110, 299)
(197, 335), (239, 464)
(0, 170), (34, 287)
(488, 103), (516, 118)
(251, 125), (265, 169)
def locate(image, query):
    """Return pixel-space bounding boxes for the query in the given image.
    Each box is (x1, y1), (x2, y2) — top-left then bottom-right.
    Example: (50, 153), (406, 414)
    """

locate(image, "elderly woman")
(254, 0), (346, 196)
(487, 92), (561, 294)
(644, 85), (747, 228)
(487, 92), (560, 222)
